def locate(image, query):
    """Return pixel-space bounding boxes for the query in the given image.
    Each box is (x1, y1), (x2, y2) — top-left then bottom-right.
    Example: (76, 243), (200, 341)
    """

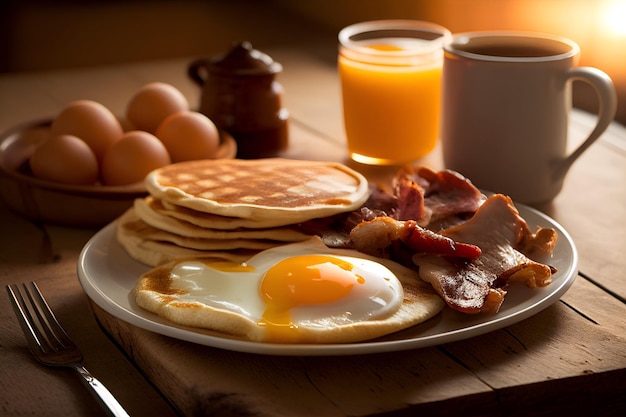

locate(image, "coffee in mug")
(440, 31), (617, 204)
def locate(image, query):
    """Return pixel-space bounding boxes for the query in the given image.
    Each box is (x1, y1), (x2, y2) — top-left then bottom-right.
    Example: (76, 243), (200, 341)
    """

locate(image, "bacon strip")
(392, 166), (484, 228)
(392, 170), (425, 222)
(402, 220), (481, 261)
(412, 194), (557, 314)
(417, 166), (484, 216)
(349, 216), (481, 261)
(308, 167), (557, 316)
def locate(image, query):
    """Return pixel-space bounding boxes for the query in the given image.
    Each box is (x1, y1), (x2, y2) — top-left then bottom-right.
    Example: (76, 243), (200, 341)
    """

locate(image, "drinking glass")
(338, 20), (451, 165)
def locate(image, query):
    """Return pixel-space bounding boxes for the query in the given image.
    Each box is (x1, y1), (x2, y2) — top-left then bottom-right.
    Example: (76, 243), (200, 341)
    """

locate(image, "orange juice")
(339, 53), (442, 164)
(337, 20), (450, 165)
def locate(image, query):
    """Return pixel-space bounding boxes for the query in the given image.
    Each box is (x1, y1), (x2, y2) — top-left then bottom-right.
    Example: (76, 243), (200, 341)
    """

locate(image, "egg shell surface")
(101, 130), (171, 186)
(126, 82), (189, 133)
(155, 110), (220, 162)
(29, 134), (99, 185)
(50, 100), (124, 162)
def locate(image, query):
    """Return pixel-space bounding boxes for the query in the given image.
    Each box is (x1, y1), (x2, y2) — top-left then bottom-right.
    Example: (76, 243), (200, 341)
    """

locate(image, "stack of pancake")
(116, 158), (371, 266)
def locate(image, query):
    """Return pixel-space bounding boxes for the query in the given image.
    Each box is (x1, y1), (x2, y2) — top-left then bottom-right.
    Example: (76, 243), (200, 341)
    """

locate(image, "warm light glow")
(602, 0), (626, 36)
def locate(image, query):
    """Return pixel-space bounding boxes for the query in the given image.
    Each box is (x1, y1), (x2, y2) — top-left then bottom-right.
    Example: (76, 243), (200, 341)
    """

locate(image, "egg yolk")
(259, 255), (365, 340)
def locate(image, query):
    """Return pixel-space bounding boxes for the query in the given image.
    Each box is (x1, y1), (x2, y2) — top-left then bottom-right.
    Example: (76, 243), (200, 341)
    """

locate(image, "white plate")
(77, 204), (578, 356)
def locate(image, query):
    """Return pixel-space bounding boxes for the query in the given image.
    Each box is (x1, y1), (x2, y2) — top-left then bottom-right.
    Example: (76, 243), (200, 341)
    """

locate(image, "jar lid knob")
(209, 41), (282, 76)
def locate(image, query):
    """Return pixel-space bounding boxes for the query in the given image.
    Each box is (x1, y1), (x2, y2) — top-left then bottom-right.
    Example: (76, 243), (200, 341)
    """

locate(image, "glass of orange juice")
(338, 20), (451, 165)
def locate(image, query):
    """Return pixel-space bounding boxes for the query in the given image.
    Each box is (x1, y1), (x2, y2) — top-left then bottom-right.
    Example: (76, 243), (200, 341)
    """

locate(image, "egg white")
(166, 237), (404, 332)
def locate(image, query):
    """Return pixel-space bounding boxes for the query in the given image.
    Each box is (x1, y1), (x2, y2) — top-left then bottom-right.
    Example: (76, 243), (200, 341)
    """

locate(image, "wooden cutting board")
(90, 280), (626, 417)
(90, 301), (497, 417)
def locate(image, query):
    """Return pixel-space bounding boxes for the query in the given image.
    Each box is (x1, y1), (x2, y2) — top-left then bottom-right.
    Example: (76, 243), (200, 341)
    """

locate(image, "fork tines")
(7, 282), (82, 363)
(7, 282), (131, 417)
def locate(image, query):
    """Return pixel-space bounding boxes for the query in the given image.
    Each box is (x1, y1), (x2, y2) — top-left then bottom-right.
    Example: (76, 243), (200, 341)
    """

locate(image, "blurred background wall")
(277, 0), (626, 126)
(2, 0), (625, 125)
(0, 0), (331, 72)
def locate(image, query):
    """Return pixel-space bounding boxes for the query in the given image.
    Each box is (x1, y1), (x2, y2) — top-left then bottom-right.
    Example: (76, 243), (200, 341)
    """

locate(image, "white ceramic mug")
(440, 31), (617, 204)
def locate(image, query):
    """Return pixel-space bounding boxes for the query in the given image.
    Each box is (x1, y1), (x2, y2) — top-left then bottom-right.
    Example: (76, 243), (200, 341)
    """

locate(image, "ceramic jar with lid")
(188, 42), (288, 159)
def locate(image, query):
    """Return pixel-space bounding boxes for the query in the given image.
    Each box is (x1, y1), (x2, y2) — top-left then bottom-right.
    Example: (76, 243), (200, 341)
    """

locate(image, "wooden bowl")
(0, 119), (237, 228)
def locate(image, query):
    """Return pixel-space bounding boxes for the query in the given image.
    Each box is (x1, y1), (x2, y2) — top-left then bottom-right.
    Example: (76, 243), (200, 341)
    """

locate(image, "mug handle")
(557, 67), (617, 179)
(187, 58), (209, 87)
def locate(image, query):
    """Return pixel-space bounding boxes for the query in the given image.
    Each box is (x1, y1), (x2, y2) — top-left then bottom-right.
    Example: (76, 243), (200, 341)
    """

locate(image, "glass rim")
(339, 20), (452, 58)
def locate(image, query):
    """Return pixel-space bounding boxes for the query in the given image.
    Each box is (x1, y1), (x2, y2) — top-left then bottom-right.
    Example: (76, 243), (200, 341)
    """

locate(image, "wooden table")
(2, 46), (626, 417)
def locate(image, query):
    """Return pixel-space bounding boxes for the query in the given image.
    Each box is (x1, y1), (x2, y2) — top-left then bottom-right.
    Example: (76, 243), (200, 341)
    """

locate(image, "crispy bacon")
(392, 170), (425, 222)
(315, 166), (487, 255)
(392, 166), (485, 228)
(349, 216), (481, 262)
(417, 166), (484, 216)
(402, 220), (482, 261)
(306, 167), (558, 316)
(412, 194), (557, 314)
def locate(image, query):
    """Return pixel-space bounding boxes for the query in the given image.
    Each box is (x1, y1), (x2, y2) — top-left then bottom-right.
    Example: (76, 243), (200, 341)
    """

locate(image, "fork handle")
(73, 365), (131, 417)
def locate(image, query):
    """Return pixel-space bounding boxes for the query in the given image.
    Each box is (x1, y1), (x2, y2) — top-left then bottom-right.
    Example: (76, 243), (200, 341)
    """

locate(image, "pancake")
(134, 237), (445, 344)
(116, 208), (266, 266)
(136, 197), (311, 241)
(145, 158), (370, 226)
(158, 199), (305, 230)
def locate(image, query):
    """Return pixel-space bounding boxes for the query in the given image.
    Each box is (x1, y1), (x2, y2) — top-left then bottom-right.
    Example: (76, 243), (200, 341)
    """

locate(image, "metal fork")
(7, 282), (130, 417)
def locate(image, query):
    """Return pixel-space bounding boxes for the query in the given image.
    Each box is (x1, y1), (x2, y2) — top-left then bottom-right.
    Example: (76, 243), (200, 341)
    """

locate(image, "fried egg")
(135, 237), (444, 344)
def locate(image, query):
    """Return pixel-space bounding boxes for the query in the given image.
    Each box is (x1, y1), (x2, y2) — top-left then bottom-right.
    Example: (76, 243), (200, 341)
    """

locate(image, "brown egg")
(126, 82), (189, 133)
(101, 131), (171, 186)
(50, 100), (124, 162)
(29, 134), (99, 185)
(155, 110), (220, 162)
